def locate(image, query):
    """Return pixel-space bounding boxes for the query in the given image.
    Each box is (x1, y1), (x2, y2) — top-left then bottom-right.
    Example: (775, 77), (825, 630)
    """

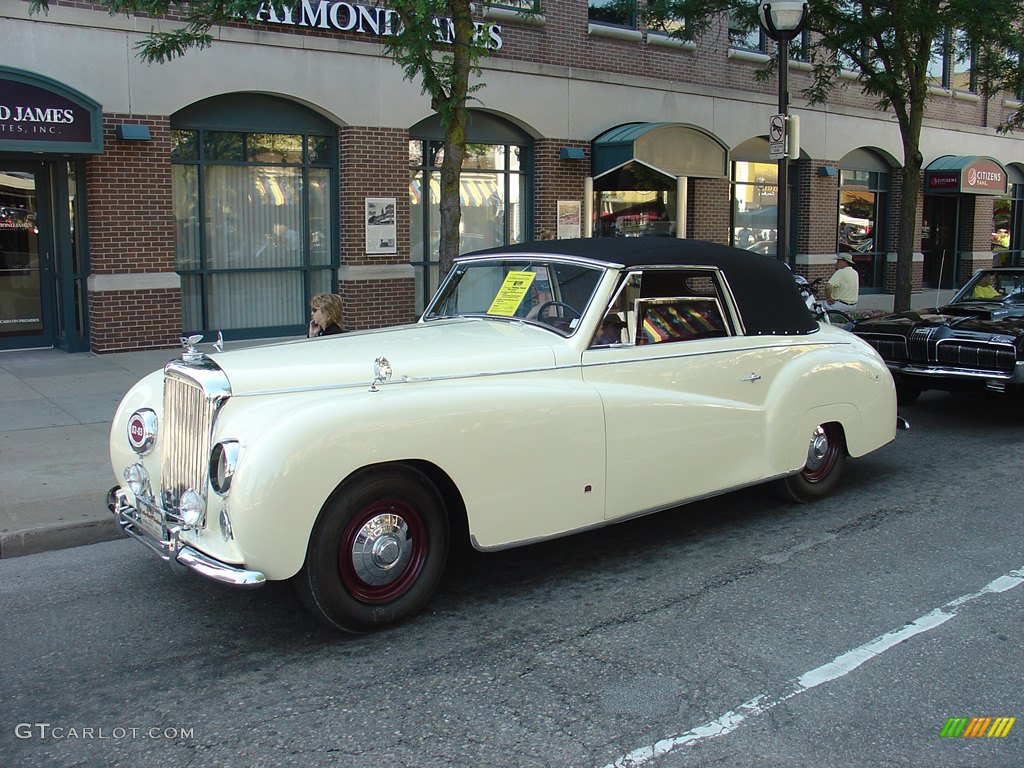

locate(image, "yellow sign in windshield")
(487, 271), (537, 316)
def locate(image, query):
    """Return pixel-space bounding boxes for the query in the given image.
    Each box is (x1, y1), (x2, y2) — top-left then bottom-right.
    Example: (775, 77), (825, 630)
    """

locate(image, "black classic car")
(852, 268), (1024, 403)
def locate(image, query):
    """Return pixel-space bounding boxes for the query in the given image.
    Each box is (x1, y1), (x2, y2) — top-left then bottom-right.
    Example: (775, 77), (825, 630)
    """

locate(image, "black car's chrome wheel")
(297, 466), (449, 633)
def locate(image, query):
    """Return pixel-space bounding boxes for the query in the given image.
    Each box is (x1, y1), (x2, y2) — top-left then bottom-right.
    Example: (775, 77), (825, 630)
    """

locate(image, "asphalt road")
(2, 390), (1023, 768)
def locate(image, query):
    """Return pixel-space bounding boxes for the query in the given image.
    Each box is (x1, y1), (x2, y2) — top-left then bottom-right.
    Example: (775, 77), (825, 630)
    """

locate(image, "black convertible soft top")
(467, 238), (818, 336)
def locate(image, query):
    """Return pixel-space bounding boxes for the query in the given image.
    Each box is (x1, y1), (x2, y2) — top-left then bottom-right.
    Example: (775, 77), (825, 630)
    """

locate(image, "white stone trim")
(646, 32), (696, 52)
(338, 264), (415, 282)
(87, 272), (181, 292)
(587, 23), (643, 43)
(794, 253), (843, 267)
(727, 48), (771, 65)
(960, 250), (996, 263)
(885, 252), (925, 263)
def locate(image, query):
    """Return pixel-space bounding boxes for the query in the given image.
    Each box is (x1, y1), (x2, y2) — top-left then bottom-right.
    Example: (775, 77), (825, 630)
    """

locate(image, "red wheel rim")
(801, 424), (838, 484)
(338, 498), (427, 604)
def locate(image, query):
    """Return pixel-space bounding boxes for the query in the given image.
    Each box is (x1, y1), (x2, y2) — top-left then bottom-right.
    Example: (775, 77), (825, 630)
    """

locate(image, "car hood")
(200, 319), (561, 396)
(854, 304), (1024, 338)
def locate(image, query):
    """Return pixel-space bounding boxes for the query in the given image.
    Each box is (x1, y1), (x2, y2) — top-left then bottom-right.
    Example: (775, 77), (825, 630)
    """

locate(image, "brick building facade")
(1, 0), (1021, 352)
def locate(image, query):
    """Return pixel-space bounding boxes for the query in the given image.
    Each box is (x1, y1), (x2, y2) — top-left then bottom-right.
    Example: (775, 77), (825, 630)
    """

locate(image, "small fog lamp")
(219, 508), (234, 542)
(178, 489), (204, 528)
(123, 463), (150, 497)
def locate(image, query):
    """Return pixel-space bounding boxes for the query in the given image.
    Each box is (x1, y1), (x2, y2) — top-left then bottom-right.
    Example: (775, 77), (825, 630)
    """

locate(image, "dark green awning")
(592, 123), (728, 180)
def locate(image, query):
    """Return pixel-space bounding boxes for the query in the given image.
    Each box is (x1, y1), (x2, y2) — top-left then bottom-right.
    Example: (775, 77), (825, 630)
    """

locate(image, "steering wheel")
(536, 300), (581, 326)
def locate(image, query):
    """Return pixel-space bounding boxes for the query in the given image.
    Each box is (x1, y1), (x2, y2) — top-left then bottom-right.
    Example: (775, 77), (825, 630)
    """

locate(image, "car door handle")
(740, 372), (762, 382)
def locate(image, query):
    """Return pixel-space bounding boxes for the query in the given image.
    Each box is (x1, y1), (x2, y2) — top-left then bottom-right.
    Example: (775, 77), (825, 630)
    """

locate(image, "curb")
(0, 517), (122, 559)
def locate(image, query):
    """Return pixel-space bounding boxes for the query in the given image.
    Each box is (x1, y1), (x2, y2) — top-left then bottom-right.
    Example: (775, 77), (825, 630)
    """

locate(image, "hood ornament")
(180, 334), (204, 362)
(370, 356), (392, 392)
(180, 332), (225, 362)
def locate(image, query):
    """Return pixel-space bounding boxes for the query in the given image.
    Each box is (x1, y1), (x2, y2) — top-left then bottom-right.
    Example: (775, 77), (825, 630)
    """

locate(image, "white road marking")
(601, 567), (1024, 768)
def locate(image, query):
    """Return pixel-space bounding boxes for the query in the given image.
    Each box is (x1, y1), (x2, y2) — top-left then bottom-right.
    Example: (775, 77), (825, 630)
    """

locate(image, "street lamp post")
(758, 1), (808, 263)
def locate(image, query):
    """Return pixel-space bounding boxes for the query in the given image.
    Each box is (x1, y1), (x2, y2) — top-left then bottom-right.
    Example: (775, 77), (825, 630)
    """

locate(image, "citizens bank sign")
(254, 2), (503, 49)
(925, 156), (1008, 196)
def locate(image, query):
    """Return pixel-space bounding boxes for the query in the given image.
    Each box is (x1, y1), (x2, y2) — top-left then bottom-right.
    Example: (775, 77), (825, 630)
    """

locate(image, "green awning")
(592, 123), (728, 180)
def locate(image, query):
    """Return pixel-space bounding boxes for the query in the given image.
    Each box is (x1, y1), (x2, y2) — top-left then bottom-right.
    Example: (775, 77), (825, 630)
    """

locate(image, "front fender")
(209, 370), (606, 580)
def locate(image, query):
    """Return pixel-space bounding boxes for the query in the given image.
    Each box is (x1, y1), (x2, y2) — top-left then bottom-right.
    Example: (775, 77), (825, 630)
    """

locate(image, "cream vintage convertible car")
(109, 238), (897, 632)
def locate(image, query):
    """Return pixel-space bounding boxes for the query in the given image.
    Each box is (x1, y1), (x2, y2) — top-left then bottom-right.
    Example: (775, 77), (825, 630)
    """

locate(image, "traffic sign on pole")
(768, 114), (786, 159)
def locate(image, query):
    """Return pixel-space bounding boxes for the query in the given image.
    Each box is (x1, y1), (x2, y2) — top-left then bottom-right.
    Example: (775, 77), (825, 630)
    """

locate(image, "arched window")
(171, 94), (337, 338)
(409, 112), (531, 313)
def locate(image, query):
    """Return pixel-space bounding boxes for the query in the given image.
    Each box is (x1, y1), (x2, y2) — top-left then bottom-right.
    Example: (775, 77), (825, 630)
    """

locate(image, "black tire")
(297, 466), (449, 633)
(775, 423), (846, 503)
(895, 381), (921, 405)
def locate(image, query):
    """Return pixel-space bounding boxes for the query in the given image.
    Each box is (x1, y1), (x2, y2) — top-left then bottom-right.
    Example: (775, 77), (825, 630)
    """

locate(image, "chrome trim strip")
(109, 488), (265, 589)
(899, 365), (1013, 380)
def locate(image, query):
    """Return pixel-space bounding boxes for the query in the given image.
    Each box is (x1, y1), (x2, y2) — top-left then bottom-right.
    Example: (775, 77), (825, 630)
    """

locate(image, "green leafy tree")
(646, 0), (1024, 311)
(29, 0), (498, 278)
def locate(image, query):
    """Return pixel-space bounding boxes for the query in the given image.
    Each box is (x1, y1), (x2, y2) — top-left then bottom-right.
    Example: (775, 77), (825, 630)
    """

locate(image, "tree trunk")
(894, 158), (921, 313)
(436, 0), (474, 281)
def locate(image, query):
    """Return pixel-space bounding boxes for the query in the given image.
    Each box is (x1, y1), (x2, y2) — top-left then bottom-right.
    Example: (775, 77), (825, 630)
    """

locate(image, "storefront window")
(731, 161), (778, 255)
(409, 139), (528, 314)
(838, 169), (888, 289)
(593, 163), (676, 238)
(993, 184), (1022, 267)
(171, 127), (335, 337)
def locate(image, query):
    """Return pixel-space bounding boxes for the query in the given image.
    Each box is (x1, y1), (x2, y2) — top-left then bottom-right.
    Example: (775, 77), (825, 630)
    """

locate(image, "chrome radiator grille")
(935, 340), (1016, 373)
(160, 365), (229, 503)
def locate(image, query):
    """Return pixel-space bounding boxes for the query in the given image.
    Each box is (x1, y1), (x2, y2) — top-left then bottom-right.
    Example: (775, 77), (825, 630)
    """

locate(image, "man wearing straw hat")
(824, 253), (859, 310)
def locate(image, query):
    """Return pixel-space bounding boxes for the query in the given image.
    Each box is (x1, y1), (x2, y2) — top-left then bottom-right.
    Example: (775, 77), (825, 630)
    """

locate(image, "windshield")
(423, 258), (606, 335)
(953, 270), (1024, 304)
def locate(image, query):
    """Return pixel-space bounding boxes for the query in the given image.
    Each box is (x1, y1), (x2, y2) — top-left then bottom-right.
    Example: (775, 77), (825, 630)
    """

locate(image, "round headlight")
(126, 409), (158, 455)
(210, 440), (240, 495)
(178, 489), (204, 528)
(123, 463), (150, 497)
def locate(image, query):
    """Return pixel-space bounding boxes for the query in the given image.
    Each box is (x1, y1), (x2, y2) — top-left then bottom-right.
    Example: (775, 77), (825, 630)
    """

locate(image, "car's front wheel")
(776, 423), (846, 503)
(297, 466), (449, 633)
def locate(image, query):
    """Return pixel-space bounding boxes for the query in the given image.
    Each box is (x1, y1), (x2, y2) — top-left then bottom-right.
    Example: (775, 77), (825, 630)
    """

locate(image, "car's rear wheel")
(297, 466), (449, 633)
(776, 423), (846, 503)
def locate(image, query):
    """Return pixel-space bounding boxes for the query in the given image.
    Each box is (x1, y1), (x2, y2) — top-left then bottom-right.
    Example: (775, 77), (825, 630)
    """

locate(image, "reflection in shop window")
(171, 128), (335, 336)
(838, 170), (888, 289)
(731, 161), (778, 256)
(589, 0), (637, 28)
(408, 139), (528, 314)
(993, 184), (1022, 267)
(593, 162), (676, 238)
(729, 12), (765, 52)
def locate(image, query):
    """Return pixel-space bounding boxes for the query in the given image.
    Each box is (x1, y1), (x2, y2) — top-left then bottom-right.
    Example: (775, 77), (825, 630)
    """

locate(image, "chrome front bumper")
(108, 487), (265, 588)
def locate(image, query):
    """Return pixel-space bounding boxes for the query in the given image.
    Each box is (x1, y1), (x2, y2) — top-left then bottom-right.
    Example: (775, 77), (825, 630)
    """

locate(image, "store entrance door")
(0, 163), (54, 349)
(921, 196), (959, 289)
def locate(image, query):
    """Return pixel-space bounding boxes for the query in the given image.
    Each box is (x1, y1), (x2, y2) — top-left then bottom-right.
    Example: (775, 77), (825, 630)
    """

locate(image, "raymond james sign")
(253, 2), (503, 48)
(0, 81), (93, 143)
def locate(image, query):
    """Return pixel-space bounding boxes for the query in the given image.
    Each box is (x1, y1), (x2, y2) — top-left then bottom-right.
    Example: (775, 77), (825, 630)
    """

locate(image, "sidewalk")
(0, 339), (273, 558)
(0, 289), (955, 559)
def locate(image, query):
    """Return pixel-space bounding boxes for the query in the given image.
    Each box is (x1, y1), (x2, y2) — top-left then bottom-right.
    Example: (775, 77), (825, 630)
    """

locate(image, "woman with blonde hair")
(308, 293), (345, 337)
